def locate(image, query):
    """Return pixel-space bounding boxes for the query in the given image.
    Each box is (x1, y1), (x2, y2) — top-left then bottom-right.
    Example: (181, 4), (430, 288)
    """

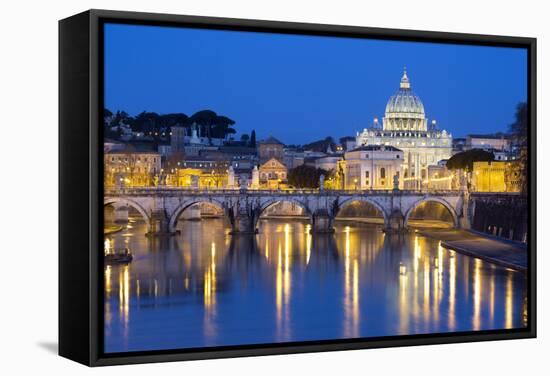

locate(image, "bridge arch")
(255, 197), (313, 228)
(404, 196), (458, 228)
(103, 197), (151, 230)
(335, 196), (388, 227)
(168, 198), (226, 233)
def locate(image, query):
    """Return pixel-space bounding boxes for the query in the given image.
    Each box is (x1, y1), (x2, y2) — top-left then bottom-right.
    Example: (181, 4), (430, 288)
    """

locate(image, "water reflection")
(104, 218), (527, 353)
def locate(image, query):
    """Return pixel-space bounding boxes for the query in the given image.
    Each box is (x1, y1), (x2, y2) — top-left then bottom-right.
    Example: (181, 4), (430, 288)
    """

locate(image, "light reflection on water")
(104, 218), (527, 353)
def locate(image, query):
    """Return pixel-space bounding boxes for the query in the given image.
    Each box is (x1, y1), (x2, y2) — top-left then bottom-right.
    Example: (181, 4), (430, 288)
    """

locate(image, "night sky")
(104, 23), (527, 144)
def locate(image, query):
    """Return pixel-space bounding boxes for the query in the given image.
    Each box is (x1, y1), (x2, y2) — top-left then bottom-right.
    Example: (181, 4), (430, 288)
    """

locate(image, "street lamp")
(353, 178), (358, 191)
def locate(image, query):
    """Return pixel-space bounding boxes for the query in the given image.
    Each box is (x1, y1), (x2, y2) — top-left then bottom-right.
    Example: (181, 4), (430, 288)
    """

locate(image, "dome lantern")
(400, 68), (411, 89)
(383, 70), (427, 132)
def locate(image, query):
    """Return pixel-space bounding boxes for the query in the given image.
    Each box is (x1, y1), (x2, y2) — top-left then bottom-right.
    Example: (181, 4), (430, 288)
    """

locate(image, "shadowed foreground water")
(104, 218), (527, 353)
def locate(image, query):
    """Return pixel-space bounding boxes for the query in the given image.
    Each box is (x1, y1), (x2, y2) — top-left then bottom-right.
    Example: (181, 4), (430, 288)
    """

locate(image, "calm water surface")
(104, 218), (527, 353)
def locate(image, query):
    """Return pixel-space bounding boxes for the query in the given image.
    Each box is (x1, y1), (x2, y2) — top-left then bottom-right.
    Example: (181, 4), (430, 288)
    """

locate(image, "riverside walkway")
(417, 228), (528, 272)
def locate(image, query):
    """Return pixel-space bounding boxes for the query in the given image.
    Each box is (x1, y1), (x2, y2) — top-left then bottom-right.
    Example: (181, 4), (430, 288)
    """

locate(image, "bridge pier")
(146, 208), (176, 237)
(383, 210), (407, 234)
(113, 205), (129, 223)
(311, 210), (335, 234)
(230, 215), (258, 234)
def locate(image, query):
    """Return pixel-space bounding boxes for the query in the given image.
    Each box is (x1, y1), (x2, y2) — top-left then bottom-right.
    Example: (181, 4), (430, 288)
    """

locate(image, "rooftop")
(260, 136), (284, 145)
(349, 145), (403, 152)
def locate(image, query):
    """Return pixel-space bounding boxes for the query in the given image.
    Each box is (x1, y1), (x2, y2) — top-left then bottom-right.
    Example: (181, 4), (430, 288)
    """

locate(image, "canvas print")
(102, 23), (529, 354)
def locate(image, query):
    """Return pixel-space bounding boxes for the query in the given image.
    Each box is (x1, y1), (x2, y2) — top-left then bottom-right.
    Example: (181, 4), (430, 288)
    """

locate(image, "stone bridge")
(104, 187), (478, 236)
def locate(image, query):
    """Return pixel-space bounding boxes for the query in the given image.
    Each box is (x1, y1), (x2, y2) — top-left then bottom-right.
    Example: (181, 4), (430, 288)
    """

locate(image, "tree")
(240, 134), (250, 144)
(189, 110), (217, 140)
(509, 102), (528, 195)
(250, 130), (257, 148)
(446, 149), (494, 172)
(212, 115), (236, 139)
(104, 108), (113, 117)
(288, 165), (329, 188)
(189, 110), (237, 141)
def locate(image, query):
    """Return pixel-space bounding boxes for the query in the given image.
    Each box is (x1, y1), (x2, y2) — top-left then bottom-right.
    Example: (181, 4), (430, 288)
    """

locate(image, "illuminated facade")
(165, 168), (228, 188)
(341, 145), (403, 190)
(356, 71), (453, 189)
(472, 161), (521, 192)
(104, 150), (161, 187)
(259, 157), (288, 188)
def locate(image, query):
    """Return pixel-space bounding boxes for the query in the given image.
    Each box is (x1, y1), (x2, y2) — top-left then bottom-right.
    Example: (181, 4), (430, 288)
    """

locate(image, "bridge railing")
(104, 186), (467, 196)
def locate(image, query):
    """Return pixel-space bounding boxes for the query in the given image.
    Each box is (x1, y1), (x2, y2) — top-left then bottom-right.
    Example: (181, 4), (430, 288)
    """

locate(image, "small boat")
(105, 247), (133, 264)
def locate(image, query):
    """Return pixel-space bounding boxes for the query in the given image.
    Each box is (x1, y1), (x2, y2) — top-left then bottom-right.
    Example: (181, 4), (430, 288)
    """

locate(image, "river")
(103, 217), (527, 353)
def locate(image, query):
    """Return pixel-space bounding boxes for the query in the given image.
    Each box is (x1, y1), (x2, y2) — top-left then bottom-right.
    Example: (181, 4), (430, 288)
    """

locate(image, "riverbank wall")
(470, 193), (528, 243)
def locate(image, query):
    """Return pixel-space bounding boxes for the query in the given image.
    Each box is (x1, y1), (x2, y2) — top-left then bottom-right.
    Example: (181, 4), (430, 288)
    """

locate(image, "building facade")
(259, 157), (288, 188)
(472, 161), (521, 193)
(341, 145), (403, 190)
(258, 136), (285, 163)
(104, 150), (161, 187)
(355, 71), (453, 189)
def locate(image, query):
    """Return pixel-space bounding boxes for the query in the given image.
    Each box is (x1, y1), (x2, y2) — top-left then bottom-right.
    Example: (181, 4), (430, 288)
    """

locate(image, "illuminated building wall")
(472, 161), (520, 192)
(104, 151), (161, 187)
(166, 168), (228, 188)
(341, 145), (403, 190)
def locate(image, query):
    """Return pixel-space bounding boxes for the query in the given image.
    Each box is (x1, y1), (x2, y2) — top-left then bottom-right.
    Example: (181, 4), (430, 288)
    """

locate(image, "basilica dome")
(384, 71), (425, 117)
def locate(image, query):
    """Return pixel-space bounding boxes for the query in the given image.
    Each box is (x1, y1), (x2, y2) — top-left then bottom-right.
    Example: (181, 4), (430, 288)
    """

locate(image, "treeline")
(104, 108), (240, 141)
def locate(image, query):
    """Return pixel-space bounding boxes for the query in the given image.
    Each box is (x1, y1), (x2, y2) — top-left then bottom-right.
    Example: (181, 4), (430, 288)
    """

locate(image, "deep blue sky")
(104, 23), (527, 144)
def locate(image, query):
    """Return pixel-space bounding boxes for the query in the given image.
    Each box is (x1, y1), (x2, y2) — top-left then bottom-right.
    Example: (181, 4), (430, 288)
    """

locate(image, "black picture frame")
(59, 9), (537, 366)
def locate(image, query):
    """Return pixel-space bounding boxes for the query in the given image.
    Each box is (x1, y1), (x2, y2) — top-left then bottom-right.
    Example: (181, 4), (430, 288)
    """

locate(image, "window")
(396, 154), (400, 159)
(365, 171), (370, 179)
(380, 168), (386, 179)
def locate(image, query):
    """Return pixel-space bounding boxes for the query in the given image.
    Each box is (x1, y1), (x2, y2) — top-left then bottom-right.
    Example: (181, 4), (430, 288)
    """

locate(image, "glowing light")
(505, 272), (514, 329)
(473, 258), (482, 330)
(305, 224), (312, 265)
(104, 238), (112, 255)
(118, 265), (130, 331)
(449, 249), (456, 329)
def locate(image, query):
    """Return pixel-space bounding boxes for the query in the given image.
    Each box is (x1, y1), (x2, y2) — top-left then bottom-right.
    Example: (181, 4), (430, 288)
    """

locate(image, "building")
(426, 164), (455, 190)
(472, 161), (521, 192)
(339, 136), (357, 151)
(170, 126), (187, 153)
(170, 125), (223, 156)
(355, 71), (453, 189)
(104, 148), (161, 187)
(167, 167), (228, 188)
(259, 157), (288, 188)
(283, 148), (305, 169)
(258, 136), (284, 163)
(465, 133), (510, 151)
(341, 145), (403, 190)
(313, 154), (342, 172)
(452, 137), (467, 153)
